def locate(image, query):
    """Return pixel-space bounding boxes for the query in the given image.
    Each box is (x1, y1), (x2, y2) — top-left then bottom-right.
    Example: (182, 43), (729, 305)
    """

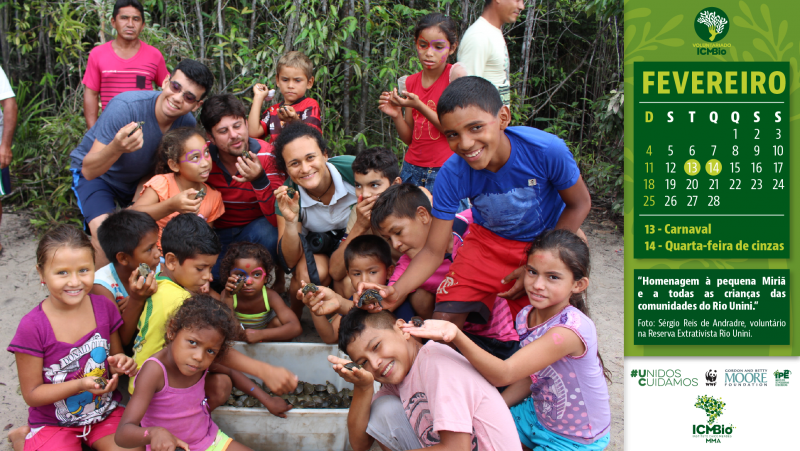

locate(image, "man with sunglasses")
(70, 59), (215, 266)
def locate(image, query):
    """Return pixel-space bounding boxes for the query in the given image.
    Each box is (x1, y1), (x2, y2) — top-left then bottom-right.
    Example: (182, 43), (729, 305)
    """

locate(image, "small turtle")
(127, 121), (145, 137)
(410, 316), (424, 327)
(326, 381), (337, 394)
(314, 384), (327, 392)
(357, 289), (383, 308)
(302, 382), (315, 395)
(244, 397), (257, 407)
(232, 388), (245, 397)
(294, 384), (304, 396)
(231, 274), (246, 294)
(93, 377), (108, 389)
(302, 283), (318, 295)
(195, 186), (207, 200)
(286, 395), (298, 405)
(343, 362), (362, 371)
(286, 187), (297, 198)
(241, 148), (252, 160)
(137, 263), (151, 279)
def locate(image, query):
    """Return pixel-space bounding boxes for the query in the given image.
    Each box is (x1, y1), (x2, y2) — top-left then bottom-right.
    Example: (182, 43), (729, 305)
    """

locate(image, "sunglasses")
(169, 80), (198, 104)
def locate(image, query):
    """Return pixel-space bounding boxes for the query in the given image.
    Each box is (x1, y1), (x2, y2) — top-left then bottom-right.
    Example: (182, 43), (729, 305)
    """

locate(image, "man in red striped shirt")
(200, 94), (287, 291)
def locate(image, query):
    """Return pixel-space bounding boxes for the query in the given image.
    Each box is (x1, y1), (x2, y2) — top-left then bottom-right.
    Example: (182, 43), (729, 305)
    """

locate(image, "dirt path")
(0, 211), (624, 450)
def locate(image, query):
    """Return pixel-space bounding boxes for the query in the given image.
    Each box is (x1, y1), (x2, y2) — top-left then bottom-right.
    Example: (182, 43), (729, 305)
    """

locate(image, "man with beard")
(199, 94), (287, 290)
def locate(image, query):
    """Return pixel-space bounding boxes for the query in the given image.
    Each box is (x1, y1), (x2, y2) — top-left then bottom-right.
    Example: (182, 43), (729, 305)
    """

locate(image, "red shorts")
(435, 223), (529, 323)
(24, 407), (124, 451)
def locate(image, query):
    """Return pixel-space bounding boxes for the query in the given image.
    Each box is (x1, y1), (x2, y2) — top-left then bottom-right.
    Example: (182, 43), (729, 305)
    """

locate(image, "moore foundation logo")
(695, 8), (729, 42)
(704, 369), (717, 386)
(692, 395), (735, 444)
(630, 369), (698, 387)
(774, 369), (791, 387)
(724, 368), (768, 387)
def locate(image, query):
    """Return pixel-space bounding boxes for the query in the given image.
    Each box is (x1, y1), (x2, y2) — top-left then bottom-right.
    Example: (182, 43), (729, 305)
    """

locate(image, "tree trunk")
(519, 0), (537, 109)
(284, 0), (300, 52)
(249, 0), (258, 49)
(343, 0), (354, 136)
(195, 0), (206, 61)
(357, 0), (371, 152)
(217, 0), (226, 88)
(0, 5), (9, 72)
(461, 0), (469, 33)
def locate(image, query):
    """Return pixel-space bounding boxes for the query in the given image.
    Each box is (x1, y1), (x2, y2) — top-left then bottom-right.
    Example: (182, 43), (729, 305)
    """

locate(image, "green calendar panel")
(634, 62), (790, 259)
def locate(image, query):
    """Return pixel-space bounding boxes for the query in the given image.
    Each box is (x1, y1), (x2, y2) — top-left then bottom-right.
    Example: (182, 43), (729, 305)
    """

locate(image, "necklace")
(310, 176), (334, 202)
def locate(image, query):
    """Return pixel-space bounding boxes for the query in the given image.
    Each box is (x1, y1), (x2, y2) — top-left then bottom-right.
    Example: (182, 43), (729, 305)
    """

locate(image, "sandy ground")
(0, 210), (624, 450)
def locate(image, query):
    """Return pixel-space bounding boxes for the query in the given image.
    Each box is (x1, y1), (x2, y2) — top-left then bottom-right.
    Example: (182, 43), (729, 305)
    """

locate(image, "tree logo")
(695, 8), (730, 42)
(692, 395), (735, 441)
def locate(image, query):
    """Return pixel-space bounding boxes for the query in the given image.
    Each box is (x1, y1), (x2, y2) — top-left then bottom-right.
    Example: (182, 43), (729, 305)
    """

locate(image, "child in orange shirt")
(131, 127), (225, 249)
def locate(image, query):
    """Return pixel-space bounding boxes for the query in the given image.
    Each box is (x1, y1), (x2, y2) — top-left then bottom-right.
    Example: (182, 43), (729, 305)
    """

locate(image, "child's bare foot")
(8, 425), (29, 451)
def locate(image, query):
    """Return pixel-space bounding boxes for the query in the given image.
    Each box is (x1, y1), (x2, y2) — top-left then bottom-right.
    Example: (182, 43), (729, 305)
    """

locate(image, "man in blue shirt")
(70, 59), (214, 266)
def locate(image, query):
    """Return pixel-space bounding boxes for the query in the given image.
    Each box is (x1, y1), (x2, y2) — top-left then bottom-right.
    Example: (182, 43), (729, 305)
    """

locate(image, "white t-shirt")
(458, 17), (511, 106)
(298, 162), (357, 233)
(0, 67), (14, 138)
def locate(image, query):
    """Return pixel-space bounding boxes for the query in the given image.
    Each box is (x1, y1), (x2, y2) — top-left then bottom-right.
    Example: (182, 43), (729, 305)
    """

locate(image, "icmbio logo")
(691, 395), (735, 444)
(695, 8), (730, 42)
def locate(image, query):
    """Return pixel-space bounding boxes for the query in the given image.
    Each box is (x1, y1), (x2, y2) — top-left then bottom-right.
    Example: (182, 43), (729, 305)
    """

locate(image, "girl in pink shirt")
(132, 127), (224, 250)
(115, 294), (251, 451)
(405, 230), (612, 450)
(7, 226), (138, 451)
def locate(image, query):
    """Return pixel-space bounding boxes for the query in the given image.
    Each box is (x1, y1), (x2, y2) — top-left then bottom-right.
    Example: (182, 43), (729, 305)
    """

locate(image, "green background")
(633, 269), (790, 346)
(633, 62), (790, 259)
(624, 0), (799, 356)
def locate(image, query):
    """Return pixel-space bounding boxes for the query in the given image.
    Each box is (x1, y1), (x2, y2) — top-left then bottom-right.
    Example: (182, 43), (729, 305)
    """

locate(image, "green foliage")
(1, 0), (624, 227)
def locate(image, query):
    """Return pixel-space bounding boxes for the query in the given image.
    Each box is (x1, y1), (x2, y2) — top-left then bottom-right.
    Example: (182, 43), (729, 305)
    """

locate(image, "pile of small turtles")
(225, 380), (355, 409)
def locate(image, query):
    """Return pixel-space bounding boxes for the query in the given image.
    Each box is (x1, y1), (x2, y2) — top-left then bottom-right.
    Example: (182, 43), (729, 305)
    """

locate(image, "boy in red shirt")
(248, 51), (322, 142)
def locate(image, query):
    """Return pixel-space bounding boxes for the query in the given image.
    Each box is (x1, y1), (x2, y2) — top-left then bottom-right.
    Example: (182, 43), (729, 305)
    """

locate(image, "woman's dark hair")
(414, 13), (459, 55)
(527, 229), (612, 383)
(199, 93), (248, 133)
(273, 121), (329, 174)
(218, 241), (276, 288)
(36, 225), (94, 270)
(155, 127), (205, 174)
(164, 294), (240, 359)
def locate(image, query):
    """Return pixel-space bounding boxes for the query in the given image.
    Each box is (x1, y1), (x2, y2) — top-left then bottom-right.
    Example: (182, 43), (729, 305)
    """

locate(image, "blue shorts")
(510, 396), (610, 451)
(71, 169), (135, 226)
(0, 166), (10, 196)
(401, 162), (470, 212)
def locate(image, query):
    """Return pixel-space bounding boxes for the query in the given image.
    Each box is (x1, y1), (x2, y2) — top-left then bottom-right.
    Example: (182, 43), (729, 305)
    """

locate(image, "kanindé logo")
(724, 369), (767, 387)
(695, 8), (730, 42)
(691, 395), (735, 443)
(629, 369), (698, 387)
(705, 369), (717, 386)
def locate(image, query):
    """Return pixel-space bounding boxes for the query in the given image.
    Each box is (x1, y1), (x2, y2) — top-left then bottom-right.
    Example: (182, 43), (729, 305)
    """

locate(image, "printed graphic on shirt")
(405, 392), (479, 450)
(471, 186), (542, 237)
(43, 333), (117, 426)
(413, 100), (441, 141)
(530, 367), (568, 422)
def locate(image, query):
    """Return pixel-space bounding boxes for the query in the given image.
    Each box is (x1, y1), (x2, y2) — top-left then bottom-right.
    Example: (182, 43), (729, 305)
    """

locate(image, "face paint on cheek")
(552, 332), (564, 345)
